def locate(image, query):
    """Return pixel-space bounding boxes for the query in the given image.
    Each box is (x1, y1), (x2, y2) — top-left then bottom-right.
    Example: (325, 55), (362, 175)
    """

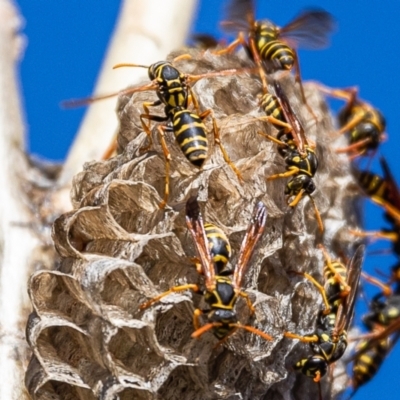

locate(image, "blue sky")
(18, 1), (400, 399)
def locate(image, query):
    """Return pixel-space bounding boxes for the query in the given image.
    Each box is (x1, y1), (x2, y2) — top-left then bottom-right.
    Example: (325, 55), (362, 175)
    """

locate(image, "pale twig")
(58, 0), (198, 194)
(0, 1), (38, 399)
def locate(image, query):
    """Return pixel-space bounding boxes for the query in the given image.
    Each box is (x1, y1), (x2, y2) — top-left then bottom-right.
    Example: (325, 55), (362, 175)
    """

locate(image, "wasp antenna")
(113, 63), (149, 69)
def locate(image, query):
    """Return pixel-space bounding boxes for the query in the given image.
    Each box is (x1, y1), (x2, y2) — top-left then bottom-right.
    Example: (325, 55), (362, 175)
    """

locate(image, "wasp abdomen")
(172, 110), (208, 167)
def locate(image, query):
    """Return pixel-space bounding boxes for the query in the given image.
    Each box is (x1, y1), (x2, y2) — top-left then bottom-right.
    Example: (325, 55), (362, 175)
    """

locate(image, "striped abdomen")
(352, 338), (390, 389)
(258, 40), (295, 70)
(261, 93), (287, 131)
(355, 169), (388, 202)
(254, 23), (295, 70)
(204, 223), (231, 275)
(324, 261), (348, 311)
(172, 109), (208, 167)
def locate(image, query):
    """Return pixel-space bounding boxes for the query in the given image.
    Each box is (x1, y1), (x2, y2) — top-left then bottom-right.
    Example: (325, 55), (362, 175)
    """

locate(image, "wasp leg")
(284, 332), (318, 343)
(336, 111), (365, 136)
(308, 195), (324, 232)
(268, 167), (300, 181)
(288, 188), (305, 207)
(209, 115), (243, 182)
(193, 308), (203, 330)
(237, 290), (255, 315)
(258, 131), (288, 146)
(139, 283), (200, 310)
(190, 256), (203, 274)
(335, 137), (371, 156)
(349, 229), (398, 242)
(187, 87), (201, 115)
(139, 101), (164, 152)
(214, 32), (247, 56)
(102, 134), (118, 160)
(192, 322), (223, 339)
(314, 84), (357, 103)
(293, 50), (318, 122)
(248, 35), (268, 93)
(362, 272), (392, 297)
(230, 323), (273, 341)
(172, 53), (192, 62)
(259, 116), (293, 133)
(157, 125), (174, 209)
(291, 271), (331, 314)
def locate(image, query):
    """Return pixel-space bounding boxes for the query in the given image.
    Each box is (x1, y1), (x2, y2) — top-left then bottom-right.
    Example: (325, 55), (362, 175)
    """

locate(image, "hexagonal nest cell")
(25, 49), (362, 399)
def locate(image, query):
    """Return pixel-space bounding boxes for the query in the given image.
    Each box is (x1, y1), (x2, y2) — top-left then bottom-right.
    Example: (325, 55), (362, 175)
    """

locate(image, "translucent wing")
(233, 201), (267, 289)
(273, 80), (308, 152)
(61, 81), (157, 108)
(221, 0), (254, 34)
(186, 197), (215, 289)
(191, 34), (220, 49)
(334, 245), (365, 334)
(380, 157), (400, 212)
(354, 324), (400, 358)
(280, 9), (336, 50)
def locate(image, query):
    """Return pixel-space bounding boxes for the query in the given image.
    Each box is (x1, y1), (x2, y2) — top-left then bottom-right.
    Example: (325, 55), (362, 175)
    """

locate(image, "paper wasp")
(350, 335), (392, 396)
(291, 245), (353, 317)
(317, 85), (386, 159)
(284, 245), (364, 390)
(347, 268), (400, 397)
(352, 157), (400, 255)
(218, 0), (334, 109)
(259, 81), (323, 232)
(64, 58), (245, 207)
(139, 197), (273, 343)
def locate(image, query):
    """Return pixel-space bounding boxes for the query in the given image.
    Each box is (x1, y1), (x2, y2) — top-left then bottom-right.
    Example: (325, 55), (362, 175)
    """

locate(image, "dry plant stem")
(0, 1), (37, 399)
(58, 0), (198, 190)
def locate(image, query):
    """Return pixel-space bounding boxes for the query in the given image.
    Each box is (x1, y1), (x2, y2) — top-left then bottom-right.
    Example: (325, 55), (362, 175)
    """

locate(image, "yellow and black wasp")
(260, 81), (323, 232)
(291, 245), (354, 317)
(352, 157), (400, 255)
(218, 0), (335, 109)
(203, 222), (232, 276)
(349, 333), (397, 398)
(284, 245), (364, 393)
(140, 196), (273, 343)
(347, 268), (400, 397)
(64, 58), (244, 207)
(317, 85), (386, 159)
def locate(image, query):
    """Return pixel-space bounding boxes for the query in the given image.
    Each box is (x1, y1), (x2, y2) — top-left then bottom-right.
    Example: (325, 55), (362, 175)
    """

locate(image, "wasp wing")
(186, 197), (215, 289)
(233, 201), (267, 289)
(191, 34), (220, 50)
(349, 327), (400, 366)
(61, 81), (158, 108)
(273, 80), (308, 152)
(279, 9), (336, 50)
(221, 0), (255, 34)
(380, 157), (400, 212)
(334, 245), (365, 334)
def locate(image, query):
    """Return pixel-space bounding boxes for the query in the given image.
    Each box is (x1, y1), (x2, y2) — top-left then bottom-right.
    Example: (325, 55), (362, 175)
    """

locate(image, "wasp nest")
(25, 49), (361, 399)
